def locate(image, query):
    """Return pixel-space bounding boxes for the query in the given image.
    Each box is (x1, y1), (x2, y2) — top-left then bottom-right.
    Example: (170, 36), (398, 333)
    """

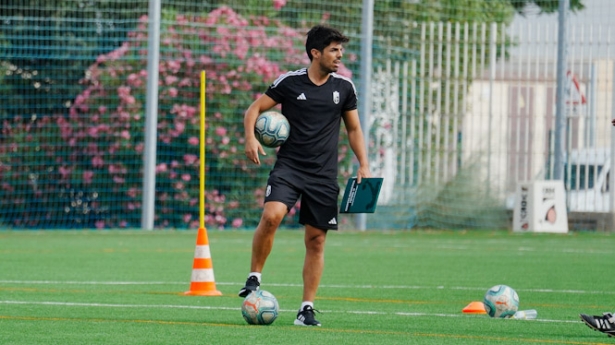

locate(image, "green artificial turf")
(0, 229), (614, 344)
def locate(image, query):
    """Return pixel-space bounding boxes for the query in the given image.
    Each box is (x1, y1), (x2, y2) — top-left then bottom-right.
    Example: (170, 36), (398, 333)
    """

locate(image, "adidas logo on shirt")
(328, 217), (337, 225)
(297, 93), (307, 100)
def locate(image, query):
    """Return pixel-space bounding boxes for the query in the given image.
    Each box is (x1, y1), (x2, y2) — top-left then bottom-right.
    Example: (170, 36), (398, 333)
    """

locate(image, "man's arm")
(244, 94), (279, 165)
(343, 109), (371, 183)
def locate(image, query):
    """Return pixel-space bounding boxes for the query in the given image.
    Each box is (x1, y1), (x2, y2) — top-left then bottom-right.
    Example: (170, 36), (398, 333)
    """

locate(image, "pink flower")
(273, 0), (286, 10)
(156, 163), (168, 173)
(188, 137), (199, 146)
(127, 188), (139, 198)
(215, 127), (227, 137)
(174, 121), (185, 134)
(87, 126), (99, 138)
(232, 218), (243, 228)
(95, 220), (105, 229)
(127, 73), (143, 87)
(108, 164), (122, 174)
(83, 170), (94, 184)
(183, 154), (198, 165)
(165, 75), (179, 85)
(215, 214), (226, 226)
(181, 174), (191, 181)
(117, 86), (131, 98)
(92, 156), (104, 168)
(168, 60), (181, 74)
(183, 214), (192, 223)
(58, 166), (72, 179)
(124, 95), (136, 104)
(200, 55), (213, 65)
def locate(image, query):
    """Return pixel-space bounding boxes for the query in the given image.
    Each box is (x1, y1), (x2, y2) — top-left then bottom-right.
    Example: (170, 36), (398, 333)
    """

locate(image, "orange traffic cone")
(184, 227), (222, 296)
(462, 301), (486, 314)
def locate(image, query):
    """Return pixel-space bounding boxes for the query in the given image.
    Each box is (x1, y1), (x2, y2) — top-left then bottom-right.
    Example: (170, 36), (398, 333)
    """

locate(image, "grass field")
(0, 229), (614, 344)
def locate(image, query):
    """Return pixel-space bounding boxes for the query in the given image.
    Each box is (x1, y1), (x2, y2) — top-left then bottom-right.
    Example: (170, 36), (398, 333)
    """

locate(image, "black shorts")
(264, 169), (340, 230)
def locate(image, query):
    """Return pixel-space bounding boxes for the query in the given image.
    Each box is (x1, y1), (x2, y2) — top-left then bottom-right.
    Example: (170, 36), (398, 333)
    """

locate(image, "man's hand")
(245, 137), (266, 165)
(355, 165), (371, 184)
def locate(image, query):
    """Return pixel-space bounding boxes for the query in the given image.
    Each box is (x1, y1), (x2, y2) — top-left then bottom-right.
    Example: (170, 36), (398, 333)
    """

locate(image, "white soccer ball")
(254, 111), (290, 148)
(483, 284), (520, 318)
(241, 290), (280, 325)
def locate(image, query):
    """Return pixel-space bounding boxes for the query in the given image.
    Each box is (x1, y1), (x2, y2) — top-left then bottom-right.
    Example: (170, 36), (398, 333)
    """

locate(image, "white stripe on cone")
(194, 245), (211, 259)
(190, 269), (215, 282)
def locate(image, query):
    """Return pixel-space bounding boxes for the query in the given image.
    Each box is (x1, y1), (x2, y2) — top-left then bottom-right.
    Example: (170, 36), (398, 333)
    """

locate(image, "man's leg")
(238, 201), (287, 297)
(251, 201), (287, 272)
(294, 224), (327, 326)
(302, 224), (327, 302)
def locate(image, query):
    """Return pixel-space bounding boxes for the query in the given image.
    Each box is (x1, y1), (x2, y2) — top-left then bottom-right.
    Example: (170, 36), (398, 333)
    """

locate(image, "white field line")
(0, 280), (614, 295)
(0, 300), (580, 324)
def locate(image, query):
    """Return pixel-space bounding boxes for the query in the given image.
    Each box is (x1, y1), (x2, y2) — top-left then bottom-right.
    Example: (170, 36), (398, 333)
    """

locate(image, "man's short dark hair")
(305, 25), (349, 61)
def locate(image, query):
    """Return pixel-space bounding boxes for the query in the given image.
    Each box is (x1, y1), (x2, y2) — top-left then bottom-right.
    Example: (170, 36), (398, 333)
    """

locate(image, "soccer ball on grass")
(483, 284), (519, 318)
(254, 111), (290, 148)
(241, 290), (280, 325)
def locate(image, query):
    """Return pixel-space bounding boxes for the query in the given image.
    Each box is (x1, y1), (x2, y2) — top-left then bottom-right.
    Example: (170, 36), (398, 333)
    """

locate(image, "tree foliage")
(0, 7), (310, 228)
(0, 0), (585, 120)
(0, 0), (587, 228)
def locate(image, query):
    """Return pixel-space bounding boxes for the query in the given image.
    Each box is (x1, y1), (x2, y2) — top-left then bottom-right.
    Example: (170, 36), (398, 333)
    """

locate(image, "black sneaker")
(238, 275), (260, 298)
(580, 312), (615, 338)
(294, 305), (321, 326)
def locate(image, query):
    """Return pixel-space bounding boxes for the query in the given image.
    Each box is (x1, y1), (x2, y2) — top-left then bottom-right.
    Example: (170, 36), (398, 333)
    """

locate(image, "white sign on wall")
(513, 180), (569, 233)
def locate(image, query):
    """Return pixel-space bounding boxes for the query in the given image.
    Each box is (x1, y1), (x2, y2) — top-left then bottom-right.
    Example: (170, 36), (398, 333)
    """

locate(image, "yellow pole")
(184, 70), (221, 296)
(200, 71), (206, 230)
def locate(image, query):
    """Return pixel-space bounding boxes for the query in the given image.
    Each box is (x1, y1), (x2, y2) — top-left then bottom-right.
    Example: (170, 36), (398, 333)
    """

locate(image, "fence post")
(610, 64), (615, 231)
(141, 0), (162, 230)
(554, 0), (569, 181)
(357, 0), (374, 231)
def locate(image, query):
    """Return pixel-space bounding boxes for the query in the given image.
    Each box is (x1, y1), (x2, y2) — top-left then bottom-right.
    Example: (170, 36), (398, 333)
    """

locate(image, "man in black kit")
(239, 24), (371, 327)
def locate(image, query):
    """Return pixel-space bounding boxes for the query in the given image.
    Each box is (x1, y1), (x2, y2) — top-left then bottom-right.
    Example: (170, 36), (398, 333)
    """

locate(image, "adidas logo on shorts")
(328, 217), (337, 225)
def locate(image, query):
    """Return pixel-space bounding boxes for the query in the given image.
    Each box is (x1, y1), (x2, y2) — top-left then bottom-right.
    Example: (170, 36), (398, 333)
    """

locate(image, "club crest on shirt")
(333, 91), (340, 104)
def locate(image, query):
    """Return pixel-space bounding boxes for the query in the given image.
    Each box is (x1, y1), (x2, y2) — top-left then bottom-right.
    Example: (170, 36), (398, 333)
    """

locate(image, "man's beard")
(320, 62), (337, 74)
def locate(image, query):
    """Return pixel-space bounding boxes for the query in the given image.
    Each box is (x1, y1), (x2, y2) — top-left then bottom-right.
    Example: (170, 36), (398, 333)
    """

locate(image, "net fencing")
(0, 0), (613, 230)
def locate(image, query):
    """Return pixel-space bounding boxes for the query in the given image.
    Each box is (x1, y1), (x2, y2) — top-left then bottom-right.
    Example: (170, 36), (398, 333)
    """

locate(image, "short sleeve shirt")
(265, 68), (358, 179)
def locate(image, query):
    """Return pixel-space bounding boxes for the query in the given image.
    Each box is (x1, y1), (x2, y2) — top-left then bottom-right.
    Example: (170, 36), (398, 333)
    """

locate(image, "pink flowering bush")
(0, 6), (355, 229)
(71, 7), (312, 229)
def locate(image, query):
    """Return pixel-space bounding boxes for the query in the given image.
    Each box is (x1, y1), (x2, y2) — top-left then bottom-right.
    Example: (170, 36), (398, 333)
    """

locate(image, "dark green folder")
(340, 177), (383, 213)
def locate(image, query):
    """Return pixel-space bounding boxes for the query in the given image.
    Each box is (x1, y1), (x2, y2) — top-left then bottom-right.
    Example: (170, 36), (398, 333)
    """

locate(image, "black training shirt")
(265, 68), (358, 179)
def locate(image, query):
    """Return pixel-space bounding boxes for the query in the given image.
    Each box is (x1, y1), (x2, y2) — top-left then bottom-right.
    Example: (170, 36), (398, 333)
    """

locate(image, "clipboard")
(340, 177), (383, 213)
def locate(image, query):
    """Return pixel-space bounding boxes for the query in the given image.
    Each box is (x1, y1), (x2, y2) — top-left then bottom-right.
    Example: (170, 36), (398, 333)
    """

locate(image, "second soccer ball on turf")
(254, 111), (290, 148)
(241, 290), (280, 325)
(483, 284), (520, 318)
